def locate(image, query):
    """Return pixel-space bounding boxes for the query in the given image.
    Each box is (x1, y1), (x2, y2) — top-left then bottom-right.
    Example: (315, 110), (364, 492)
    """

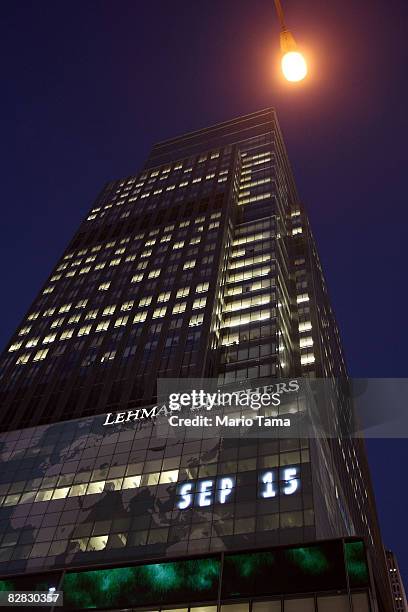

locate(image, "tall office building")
(386, 550), (408, 612)
(0, 109), (394, 610)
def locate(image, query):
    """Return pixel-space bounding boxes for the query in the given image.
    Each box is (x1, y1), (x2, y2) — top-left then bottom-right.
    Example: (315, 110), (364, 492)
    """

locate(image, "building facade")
(0, 109), (394, 610)
(386, 550), (408, 612)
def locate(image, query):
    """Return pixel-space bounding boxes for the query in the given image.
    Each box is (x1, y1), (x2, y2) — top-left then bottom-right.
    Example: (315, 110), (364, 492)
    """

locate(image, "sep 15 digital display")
(176, 466), (300, 509)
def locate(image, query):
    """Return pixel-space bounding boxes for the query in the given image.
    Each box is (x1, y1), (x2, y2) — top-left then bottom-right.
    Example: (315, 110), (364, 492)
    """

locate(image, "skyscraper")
(0, 109), (393, 611)
(386, 550), (408, 612)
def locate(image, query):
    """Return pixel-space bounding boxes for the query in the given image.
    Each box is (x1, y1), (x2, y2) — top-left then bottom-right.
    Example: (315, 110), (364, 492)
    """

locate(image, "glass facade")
(0, 414), (314, 576)
(0, 539), (370, 611)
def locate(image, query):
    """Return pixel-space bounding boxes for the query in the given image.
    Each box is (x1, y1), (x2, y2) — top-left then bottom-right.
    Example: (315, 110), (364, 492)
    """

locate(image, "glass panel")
(284, 598), (314, 612)
(351, 593), (370, 612)
(122, 475), (141, 489)
(221, 605), (249, 612)
(68, 484), (87, 497)
(52, 487), (70, 500)
(86, 481), (105, 495)
(253, 601), (281, 612)
(317, 595), (349, 612)
(159, 470), (179, 484)
(87, 535), (108, 551)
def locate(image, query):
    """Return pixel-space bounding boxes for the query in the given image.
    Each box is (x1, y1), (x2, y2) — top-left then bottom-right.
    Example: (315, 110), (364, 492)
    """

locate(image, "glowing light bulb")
(281, 50), (308, 82)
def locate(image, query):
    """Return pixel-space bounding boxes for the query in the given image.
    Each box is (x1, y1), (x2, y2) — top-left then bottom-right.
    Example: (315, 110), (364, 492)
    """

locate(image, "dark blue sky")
(1, 0), (408, 585)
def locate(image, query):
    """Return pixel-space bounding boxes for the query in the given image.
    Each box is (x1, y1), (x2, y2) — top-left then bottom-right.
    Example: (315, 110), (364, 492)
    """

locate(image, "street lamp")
(274, 0), (308, 82)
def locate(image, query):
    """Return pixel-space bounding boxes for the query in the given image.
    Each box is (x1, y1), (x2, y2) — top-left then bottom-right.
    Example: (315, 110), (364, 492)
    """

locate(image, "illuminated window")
(131, 274), (143, 283)
(148, 269), (161, 278)
(18, 326), (31, 336)
(189, 314), (204, 326)
(27, 312), (40, 321)
(98, 282), (111, 291)
(60, 329), (74, 340)
(35, 490), (53, 502)
(139, 296), (152, 307)
(142, 472), (160, 486)
(67, 314), (81, 325)
(86, 481), (106, 495)
(43, 308), (56, 317)
(301, 354), (315, 365)
(193, 298), (206, 309)
(196, 282), (209, 293)
(133, 312), (147, 323)
(173, 241), (184, 250)
(177, 287), (190, 298)
(59, 303), (72, 313)
(87, 536), (108, 551)
(299, 337), (313, 348)
(51, 318), (65, 329)
(43, 334), (56, 344)
(78, 325), (92, 337)
(8, 342), (22, 352)
(96, 320), (110, 332)
(183, 260), (196, 270)
(190, 237), (201, 245)
(152, 307), (167, 319)
(159, 470), (179, 484)
(26, 337), (39, 348)
(68, 484), (87, 497)
(33, 348), (49, 361)
(103, 305), (116, 316)
(114, 316), (129, 328)
(121, 301), (134, 311)
(299, 321), (312, 332)
(85, 310), (98, 320)
(52, 487), (69, 500)
(172, 302), (186, 314)
(76, 299), (88, 308)
(16, 354), (30, 365)
(157, 292), (171, 303)
(122, 475), (141, 489)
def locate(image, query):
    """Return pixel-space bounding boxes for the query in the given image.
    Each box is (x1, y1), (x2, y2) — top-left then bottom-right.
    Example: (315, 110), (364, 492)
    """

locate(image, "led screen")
(345, 540), (369, 587)
(0, 572), (60, 593)
(63, 556), (220, 609)
(221, 540), (347, 598)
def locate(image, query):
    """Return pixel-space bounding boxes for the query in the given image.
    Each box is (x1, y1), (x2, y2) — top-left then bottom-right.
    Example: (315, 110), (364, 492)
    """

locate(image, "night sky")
(1, 0), (408, 586)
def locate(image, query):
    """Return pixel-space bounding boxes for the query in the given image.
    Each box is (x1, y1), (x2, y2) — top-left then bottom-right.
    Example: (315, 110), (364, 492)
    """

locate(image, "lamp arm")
(274, 0), (288, 32)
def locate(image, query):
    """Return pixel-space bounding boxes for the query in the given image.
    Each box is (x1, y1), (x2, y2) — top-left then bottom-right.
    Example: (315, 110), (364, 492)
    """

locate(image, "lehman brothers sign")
(102, 380), (300, 427)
